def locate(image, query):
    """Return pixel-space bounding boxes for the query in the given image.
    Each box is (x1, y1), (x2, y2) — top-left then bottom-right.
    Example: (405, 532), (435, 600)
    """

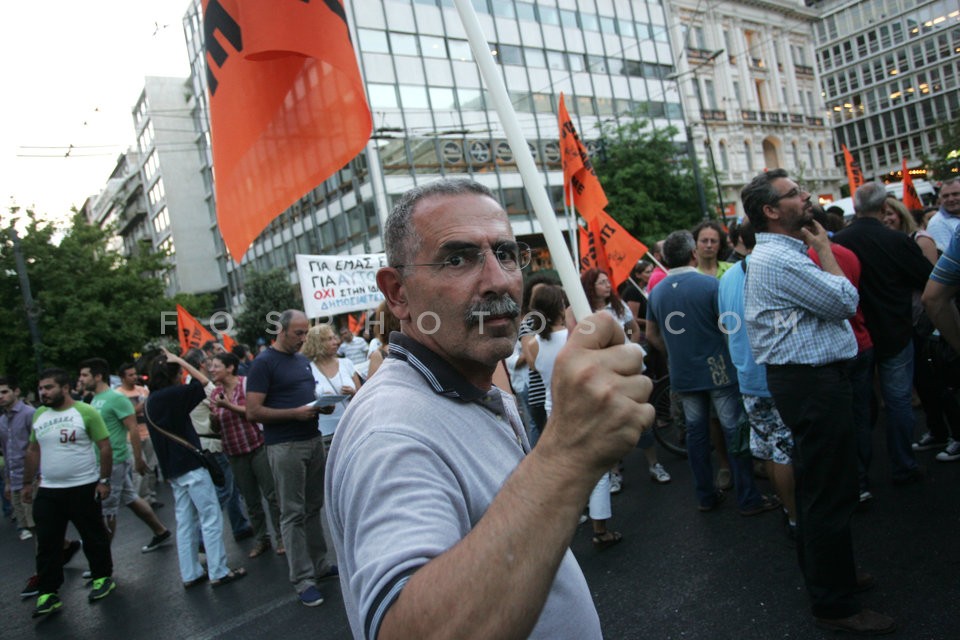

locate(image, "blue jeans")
(213, 451), (252, 537)
(170, 467), (229, 583)
(678, 386), (762, 510)
(870, 343), (919, 480)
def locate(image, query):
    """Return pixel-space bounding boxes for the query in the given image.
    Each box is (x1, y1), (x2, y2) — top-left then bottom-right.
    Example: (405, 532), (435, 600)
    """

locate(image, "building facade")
(813, 0), (960, 182)
(83, 149), (149, 257)
(663, 0), (843, 216)
(132, 76), (224, 301)
(183, 0), (686, 312)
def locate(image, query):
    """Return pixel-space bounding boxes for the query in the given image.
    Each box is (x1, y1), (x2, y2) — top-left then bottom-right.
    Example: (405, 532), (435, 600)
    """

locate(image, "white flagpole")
(453, 0), (591, 321)
(567, 183), (579, 261)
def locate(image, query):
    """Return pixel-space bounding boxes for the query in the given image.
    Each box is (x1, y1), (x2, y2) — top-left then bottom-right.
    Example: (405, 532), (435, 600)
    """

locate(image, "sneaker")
(19, 528), (33, 541)
(935, 439), (960, 462)
(88, 577), (116, 602)
(32, 593), (62, 618)
(716, 468), (733, 491)
(608, 473), (622, 494)
(82, 570), (92, 580)
(20, 575), (40, 598)
(859, 490), (874, 503)
(912, 432), (947, 451)
(318, 565), (339, 581)
(298, 585), (324, 607)
(142, 529), (172, 553)
(649, 463), (671, 484)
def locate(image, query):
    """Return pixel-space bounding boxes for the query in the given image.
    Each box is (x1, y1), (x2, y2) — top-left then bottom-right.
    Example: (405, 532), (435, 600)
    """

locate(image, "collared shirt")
(925, 208), (960, 252)
(0, 400), (36, 490)
(326, 332), (601, 640)
(745, 233), (859, 366)
(833, 217), (932, 357)
(930, 226), (960, 286)
(213, 377), (264, 456)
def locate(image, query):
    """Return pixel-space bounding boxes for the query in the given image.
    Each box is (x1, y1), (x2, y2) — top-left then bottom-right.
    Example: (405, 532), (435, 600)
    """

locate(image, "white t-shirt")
(31, 403), (108, 488)
(535, 328), (568, 416)
(311, 359), (358, 437)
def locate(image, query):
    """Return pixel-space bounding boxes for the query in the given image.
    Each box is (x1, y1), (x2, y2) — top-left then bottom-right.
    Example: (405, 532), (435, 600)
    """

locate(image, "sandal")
(211, 567), (247, 587)
(248, 541), (270, 559)
(592, 530), (623, 551)
(183, 575), (208, 589)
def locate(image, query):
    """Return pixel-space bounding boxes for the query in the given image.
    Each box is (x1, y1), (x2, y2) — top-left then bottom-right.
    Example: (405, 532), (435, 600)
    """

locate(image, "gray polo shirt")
(325, 333), (601, 640)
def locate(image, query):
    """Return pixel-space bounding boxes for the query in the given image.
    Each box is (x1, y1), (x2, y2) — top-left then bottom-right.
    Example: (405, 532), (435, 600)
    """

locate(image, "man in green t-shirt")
(23, 368), (116, 617)
(79, 359), (170, 553)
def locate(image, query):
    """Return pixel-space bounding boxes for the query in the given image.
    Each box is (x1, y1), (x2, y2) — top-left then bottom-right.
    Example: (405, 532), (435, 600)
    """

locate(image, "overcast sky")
(1, 1), (193, 223)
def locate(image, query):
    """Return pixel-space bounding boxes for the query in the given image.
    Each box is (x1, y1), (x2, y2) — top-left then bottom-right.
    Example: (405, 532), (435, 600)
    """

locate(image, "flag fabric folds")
(559, 93), (608, 220)
(203, 0), (372, 261)
(177, 304), (216, 354)
(842, 144), (865, 197)
(579, 218), (610, 276)
(581, 211), (648, 288)
(901, 159), (923, 211)
(347, 312), (366, 336)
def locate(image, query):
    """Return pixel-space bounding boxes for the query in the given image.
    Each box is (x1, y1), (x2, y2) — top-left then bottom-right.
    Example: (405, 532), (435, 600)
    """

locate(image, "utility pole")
(8, 226), (44, 376)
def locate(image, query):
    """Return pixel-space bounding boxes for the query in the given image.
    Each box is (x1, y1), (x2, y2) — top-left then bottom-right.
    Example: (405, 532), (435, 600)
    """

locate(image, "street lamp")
(668, 49), (726, 220)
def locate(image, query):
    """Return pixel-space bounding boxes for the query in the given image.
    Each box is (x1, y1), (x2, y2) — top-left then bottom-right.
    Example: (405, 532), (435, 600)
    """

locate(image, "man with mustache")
(741, 170), (895, 635)
(326, 179), (653, 639)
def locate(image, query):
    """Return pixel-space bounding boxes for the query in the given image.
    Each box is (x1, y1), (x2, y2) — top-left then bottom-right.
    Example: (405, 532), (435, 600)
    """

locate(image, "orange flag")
(177, 305), (216, 354)
(559, 93), (608, 221)
(842, 144), (865, 197)
(591, 210), (648, 287)
(347, 312), (365, 336)
(204, 0), (372, 261)
(221, 332), (238, 353)
(579, 219), (610, 276)
(901, 159), (923, 211)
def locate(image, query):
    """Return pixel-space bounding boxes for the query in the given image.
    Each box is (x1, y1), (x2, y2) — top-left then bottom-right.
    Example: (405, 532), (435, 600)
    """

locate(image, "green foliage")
(0, 209), (173, 391)
(922, 118), (960, 179)
(593, 113), (713, 245)
(169, 292), (216, 319)
(235, 268), (299, 346)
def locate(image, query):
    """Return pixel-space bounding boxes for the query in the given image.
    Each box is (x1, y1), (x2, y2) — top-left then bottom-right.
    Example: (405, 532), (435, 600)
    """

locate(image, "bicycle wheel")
(650, 378), (687, 458)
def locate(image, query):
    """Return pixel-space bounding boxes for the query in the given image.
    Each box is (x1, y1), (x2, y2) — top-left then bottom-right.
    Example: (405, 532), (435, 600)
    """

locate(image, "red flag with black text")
(586, 210), (648, 288)
(559, 93), (608, 221)
(177, 305), (216, 355)
(842, 144), (865, 197)
(203, 0), (372, 261)
(579, 218), (610, 276)
(901, 159), (923, 211)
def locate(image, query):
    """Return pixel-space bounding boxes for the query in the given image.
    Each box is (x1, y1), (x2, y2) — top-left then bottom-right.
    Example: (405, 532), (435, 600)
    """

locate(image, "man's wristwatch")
(98, 478), (111, 486)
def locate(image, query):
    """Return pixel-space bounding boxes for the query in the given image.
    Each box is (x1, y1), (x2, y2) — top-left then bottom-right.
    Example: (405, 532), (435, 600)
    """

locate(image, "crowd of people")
(2, 175), (959, 636)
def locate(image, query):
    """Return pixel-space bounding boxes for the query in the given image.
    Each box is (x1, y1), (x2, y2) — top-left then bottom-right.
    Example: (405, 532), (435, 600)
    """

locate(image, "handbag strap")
(143, 399), (203, 456)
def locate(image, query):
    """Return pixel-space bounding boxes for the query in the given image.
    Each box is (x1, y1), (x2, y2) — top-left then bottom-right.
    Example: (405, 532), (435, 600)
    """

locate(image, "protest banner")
(296, 253), (386, 318)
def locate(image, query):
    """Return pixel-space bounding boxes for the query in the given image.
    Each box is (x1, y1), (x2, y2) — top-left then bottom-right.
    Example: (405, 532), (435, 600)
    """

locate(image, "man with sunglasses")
(741, 169), (895, 635)
(326, 179), (652, 639)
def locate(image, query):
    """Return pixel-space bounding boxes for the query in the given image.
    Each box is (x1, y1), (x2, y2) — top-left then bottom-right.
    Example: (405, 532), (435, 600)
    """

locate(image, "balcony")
(741, 110), (761, 123)
(688, 47), (721, 63)
(795, 64), (815, 76)
(761, 111), (782, 124)
(806, 116), (825, 126)
(750, 57), (766, 70)
(701, 109), (727, 122)
(789, 113), (805, 124)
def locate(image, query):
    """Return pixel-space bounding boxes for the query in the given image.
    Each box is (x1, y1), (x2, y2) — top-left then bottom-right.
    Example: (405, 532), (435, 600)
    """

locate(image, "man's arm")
(923, 279), (960, 353)
(20, 441), (39, 504)
(95, 437), (112, 502)
(376, 313), (653, 640)
(801, 221), (844, 277)
(244, 391), (322, 424)
(645, 318), (665, 355)
(123, 414), (147, 475)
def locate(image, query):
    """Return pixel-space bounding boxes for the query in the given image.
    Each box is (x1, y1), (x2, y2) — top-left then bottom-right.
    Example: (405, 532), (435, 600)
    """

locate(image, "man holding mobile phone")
(22, 368), (116, 618)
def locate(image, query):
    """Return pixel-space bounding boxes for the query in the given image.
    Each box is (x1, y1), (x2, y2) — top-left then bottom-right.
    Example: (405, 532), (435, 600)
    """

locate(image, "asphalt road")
(2, 419), (958, 639)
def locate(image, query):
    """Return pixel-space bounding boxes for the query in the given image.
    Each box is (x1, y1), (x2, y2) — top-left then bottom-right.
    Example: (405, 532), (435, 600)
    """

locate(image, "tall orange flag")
(579, 218), (611, 277)
(203, 0), (372, 261)
(842, 144), (864, 197)
(177, 305), (216, 354)
(559, 93), (608, 221)
(901, 159), (923, 211)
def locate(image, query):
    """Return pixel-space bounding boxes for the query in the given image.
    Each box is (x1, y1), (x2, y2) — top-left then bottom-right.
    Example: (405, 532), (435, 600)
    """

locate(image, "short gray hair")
(662, 230), (696, 269)
(384, 179), (496, 267)
(278, 309), (305, 331)
(854, 182), (887, 217)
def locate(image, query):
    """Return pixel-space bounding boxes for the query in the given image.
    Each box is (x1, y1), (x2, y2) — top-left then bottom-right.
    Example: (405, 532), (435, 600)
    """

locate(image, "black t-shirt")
(245, 347), (320, 445)
(145, 379), (206, 480)
(619, 281), (648, 321)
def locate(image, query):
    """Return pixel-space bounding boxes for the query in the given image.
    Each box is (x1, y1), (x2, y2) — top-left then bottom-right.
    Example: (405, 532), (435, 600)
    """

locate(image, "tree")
(593, 113), (714, 245)
(923, 118), (960, 180)
(235, 268), (300, 346)
(0, 209), (173, 391)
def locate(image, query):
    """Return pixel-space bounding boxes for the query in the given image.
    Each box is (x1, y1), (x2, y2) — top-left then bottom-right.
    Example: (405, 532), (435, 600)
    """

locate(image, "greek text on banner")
(296, 253), (387, 318)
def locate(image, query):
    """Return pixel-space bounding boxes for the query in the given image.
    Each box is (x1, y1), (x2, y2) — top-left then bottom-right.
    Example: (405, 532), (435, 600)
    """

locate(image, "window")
(560, 10), (578, 29)
(524, 47), (546, 68)
(358, 29), (389, 54)
(496, 44), (523, 65)
(448, 40), (472, 61)
(399, 85), (429, 109)
(586, 55), (607, 73)
(719, 141), (729, 171)
(516, 2), (535, 21)
(368, 84), (399, 108)
(491, 0), (515, 18)
(581, 13), (599, 31)
(546, 50), (567, 71)
(538, 5), (559, 25)
(703, 79), (717, 110)
(420, 35), (446, 58)
(744, 141), (753, 171)
(390, 33), (418, 56)
(430, 87), (456, 110)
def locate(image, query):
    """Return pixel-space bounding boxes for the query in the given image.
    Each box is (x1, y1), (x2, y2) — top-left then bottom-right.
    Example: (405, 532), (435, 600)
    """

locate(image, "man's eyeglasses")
(771, 186), (807, 204)
(395, 242), (532, 275)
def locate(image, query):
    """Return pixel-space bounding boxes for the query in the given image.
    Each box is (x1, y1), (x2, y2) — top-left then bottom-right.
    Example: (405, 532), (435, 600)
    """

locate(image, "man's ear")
(376, 267), (411, 322)
(762, 203), (781, 223)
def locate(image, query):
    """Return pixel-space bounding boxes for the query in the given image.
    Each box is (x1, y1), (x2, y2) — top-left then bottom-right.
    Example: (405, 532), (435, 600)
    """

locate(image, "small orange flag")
(842, 144), (865, 197)
(204, 0), (372, 261)
(347, 312), (366, 336)
(579, 219), (610, 277)
(221, 332), (238, 353)
(177, 305), (216, 355)
(580, 211), (648, 288)
(559, 93), (608, 221)
(901, 159), (923, 211)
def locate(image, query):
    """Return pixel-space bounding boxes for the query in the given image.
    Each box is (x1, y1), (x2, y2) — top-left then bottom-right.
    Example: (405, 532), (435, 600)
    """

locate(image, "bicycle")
(649, 375), (687, 458)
